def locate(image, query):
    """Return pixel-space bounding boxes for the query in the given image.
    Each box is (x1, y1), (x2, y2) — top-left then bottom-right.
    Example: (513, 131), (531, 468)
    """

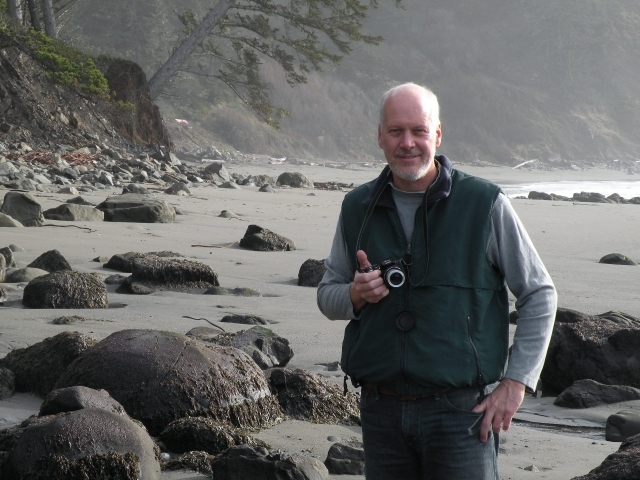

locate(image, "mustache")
(394, 150), (421, 158)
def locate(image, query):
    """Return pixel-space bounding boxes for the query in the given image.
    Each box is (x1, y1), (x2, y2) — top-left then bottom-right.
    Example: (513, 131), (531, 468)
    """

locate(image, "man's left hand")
(472, 378), (526, 442)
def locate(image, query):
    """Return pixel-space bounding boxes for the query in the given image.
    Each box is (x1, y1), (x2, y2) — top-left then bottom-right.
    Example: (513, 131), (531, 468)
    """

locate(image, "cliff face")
(0, 47), (169, 150)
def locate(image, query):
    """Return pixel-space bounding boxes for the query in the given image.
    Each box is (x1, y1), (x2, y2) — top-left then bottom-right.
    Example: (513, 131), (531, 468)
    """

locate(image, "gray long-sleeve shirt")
(317, 187), (557, 391)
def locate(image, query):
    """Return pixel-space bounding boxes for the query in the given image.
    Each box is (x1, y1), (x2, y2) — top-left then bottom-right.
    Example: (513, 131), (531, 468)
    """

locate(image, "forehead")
(382, 90), (433, 126)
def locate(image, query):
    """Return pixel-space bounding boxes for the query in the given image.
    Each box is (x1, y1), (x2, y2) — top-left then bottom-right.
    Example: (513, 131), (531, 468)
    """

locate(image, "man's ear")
(377, 126), (383, 149)
(435, 123), (442, 147)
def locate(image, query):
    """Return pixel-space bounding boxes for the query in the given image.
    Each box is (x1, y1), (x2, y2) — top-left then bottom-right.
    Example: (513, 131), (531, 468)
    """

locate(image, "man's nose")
(399, 130), (414, 149)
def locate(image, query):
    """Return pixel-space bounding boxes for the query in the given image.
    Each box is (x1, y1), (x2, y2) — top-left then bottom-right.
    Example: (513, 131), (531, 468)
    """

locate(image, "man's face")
(377, 88), (442, 192)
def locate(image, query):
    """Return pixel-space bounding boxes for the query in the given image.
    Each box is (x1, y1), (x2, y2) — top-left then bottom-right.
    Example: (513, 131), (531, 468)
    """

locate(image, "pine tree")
(148, 0), (396, 127)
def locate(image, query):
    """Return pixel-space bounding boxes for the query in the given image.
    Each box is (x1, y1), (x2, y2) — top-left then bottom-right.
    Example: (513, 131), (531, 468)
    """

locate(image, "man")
(317, 82), (557, 479)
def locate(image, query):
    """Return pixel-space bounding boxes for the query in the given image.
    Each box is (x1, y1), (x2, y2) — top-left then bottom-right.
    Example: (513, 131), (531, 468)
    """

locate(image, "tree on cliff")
(147, 0), (397, 127)
(6, 0), (64, 38)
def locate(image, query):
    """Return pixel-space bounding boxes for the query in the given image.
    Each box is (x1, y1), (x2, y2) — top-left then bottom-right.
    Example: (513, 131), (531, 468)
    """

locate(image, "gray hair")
(378, 82), (440, 128)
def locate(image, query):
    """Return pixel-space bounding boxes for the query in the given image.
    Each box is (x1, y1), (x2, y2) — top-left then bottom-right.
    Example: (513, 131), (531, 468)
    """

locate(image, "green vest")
(341, 168), (510, 395)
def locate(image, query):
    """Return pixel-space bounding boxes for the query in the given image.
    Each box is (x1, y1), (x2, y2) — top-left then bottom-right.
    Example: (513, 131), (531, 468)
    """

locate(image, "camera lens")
(385, 268), (405, 288)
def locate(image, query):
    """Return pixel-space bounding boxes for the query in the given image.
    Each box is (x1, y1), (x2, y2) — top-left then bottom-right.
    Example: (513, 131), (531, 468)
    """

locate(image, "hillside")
(62, 0), (640, 166)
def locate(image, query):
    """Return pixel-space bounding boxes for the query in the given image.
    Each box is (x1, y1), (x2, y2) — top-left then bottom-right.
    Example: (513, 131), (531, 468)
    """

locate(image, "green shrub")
(22, 29), (110, 96)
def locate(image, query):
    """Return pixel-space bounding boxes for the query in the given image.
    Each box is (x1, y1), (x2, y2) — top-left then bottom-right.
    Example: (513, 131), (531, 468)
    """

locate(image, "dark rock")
(0, 367), (15, 400)
(0, 331), (97, 397)
(297, 259), (326, 287)
(220, 181), (241, 189)
(51, 315), (86, 324)
(204, 286), (261, 297)
(573, 191), (616, 203)
(27, 249), (72, 272)
(39, 386), (127, 417)
(259, 184), (277, 193)
(96, 193), (175, 223)
(554, 379), (640, 408)
(23, 271), (108, 309)
(66, 196), (95, 206)
(276, 172), (314, 189)
(103, 251), (183, 272)
(159, 417), (268, 455)
(122, 183), (150, 194)
(116, 256), (219, 293)
(43, 203), (104, 221)
(210, 445), (328, 480)
(528, 191), (552, 200)
(239, 224), (296, 251)
(541, 308), (640, 392)
(599, 253), (637, 266)
(212, 326), (293, 369)
(268, 368), (360, 425)
(55, 329), (283, 435)
(220, 314), (273, 325)
(0, 191), (44, 226)
(165, 182), (191, 195)
(203, 162), (231, 181)
(324, 442), (365, 475)
(163, 451), (214, 476)
(571, 433), (640, 479)
(1, 408), (161, 480)
(606, 411), (640, 442)
(104, 273), (128, 284)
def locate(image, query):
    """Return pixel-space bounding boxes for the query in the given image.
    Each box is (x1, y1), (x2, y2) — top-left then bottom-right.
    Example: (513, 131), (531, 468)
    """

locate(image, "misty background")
(63, 0), (640, 166)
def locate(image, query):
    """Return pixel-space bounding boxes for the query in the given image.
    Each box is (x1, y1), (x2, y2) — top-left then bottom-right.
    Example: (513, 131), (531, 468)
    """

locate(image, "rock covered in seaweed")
(0, 331), (97, 397)
(0, 408), (161, 480)
(22, 271), (108, 309)
(55, 329), (283, 435)
(239, 224), (296, 252)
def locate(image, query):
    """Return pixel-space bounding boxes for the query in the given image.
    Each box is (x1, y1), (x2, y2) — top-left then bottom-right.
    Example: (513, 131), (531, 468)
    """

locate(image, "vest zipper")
(466, 315), (487, 403)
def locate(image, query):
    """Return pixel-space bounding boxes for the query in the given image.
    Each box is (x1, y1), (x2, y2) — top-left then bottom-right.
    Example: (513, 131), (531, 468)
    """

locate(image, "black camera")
(359, 258), (406, 288)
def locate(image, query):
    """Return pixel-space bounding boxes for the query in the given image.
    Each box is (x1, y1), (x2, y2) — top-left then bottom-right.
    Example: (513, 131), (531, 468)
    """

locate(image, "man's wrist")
(349, 282), (367, 313)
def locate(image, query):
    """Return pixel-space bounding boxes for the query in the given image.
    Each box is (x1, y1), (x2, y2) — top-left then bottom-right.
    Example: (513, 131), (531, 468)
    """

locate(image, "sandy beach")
(2, 157), (640, 479)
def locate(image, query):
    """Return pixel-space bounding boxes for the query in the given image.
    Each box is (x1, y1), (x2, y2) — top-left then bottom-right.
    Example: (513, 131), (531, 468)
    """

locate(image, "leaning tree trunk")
(41, 0), (57, 38)
(147, 0), (236, 100)
(7, 0), (23, 22)
(25, 0), (42, 31)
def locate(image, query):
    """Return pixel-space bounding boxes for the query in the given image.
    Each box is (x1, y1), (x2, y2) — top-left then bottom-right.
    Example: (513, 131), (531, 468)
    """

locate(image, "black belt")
(362, 382), (451, 401)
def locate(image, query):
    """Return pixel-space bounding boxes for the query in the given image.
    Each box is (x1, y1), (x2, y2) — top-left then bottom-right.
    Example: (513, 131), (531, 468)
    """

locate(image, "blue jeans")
(359, 385), (499, 480)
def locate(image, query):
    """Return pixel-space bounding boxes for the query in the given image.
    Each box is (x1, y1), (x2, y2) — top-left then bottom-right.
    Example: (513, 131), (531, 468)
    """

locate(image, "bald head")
(379, 83), (440, 129)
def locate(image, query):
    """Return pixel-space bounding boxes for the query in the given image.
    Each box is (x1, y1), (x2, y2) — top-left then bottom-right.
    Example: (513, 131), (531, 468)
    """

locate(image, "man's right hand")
(350, 250), (389, 312)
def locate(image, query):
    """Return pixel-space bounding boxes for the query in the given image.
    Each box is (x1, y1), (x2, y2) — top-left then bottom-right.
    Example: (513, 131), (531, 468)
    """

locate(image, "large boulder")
(0, 191), (44, 226)
(116, 256), (219, 293)
(268, 368), (360, 425)
(203, 162), (231, 182)
(96, 194), (175, 223)
(159, 417), (268, 455)
(554, 379), (640, 408)
(606, 411), (640, 442)
(55, 329), (283, 435)
(276, 172), (314, 189)
(103, 251), (183, 272)
(211, 326), (293, 369)
(210, 445), (328, 480)
(0, 367), (15, 400)
(298, 259), (326, 287)
(39, 386), (127, 417)
(541, 308), (640, 392)
(43, 203), (104, 222)
(0, 408), (161, 480)
(23, 271), (108, 309)
(27, 249), (72, 273)
(571, 434), (640, 480)
(239, 224), (296, 251)
(0, 331), (97, 397)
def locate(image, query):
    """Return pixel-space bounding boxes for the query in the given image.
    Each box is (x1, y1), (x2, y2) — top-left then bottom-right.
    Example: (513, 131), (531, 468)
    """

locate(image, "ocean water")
(500, 181), (640, 199)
